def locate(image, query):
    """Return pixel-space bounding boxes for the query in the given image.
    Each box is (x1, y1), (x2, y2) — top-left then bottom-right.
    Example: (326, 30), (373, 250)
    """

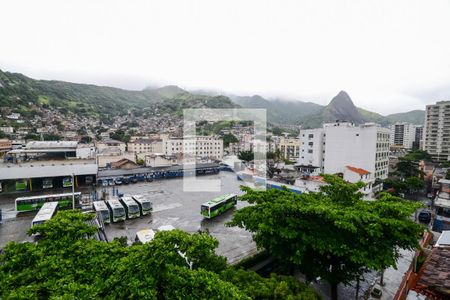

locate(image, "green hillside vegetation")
(0, 69), (425, 127)
(0, 70), (238, 119)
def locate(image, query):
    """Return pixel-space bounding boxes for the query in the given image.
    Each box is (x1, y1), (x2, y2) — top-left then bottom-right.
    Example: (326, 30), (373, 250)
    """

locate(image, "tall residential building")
(423, 101), (450, 162)
(389, 122), (417, 149)
(414, 126), (423, 149)
(298, 122), (390, 179)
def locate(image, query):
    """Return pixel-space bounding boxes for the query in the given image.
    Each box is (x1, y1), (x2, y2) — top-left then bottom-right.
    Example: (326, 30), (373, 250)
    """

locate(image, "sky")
(1, 0), (450, 115)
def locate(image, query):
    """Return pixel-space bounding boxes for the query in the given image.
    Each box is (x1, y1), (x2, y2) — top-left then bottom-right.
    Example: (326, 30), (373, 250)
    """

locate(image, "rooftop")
(346, 165), (370, 175)
(413, 247), (450, 299)
(436, 231), (450, 247)
(26, 141), (78, 149)
(202, 193), (236, 207)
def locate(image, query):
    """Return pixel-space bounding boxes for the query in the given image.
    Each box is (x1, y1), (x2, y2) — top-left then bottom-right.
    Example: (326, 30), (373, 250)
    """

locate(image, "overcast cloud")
(1, 0), (449, 114)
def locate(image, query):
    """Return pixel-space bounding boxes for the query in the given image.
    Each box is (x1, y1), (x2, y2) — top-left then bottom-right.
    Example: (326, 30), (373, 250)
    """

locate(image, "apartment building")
(389, 122), (418, 149)
(278, 137), (300, 160)
(298, 122), (390, 179)
(297, 128), (326, 174)
(423, 101), (450, 162)
(164, 136), (223, 160)
(128, 139), (163, 154)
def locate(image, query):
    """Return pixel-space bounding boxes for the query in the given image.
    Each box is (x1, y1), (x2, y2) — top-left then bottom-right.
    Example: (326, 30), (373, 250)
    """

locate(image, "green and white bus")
(201, 194), (238, 219)
(31, 201), (58, 227)
(93, 201), (111, 224)
(16, 192), (81, 212)
(131, 195), (153, 216)
(120, 196), (141, 219)
(106, 199), (126, 222)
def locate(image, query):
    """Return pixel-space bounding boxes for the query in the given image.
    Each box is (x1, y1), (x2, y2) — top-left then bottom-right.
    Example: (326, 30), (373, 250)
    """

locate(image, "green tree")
(0, 211), (318, 299)
(228, 175), (423, 300)
(222, 133), (239, 148)
(79, 136), (93, 144)
(403, 150), (432, 162)
(238, 150), (254, 162)
(111, 129), (130, 143)
(395, 158), (421, 179)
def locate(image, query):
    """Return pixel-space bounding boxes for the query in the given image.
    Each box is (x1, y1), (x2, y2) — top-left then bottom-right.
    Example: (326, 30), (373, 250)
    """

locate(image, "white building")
(298, 122), (390, 180)
(298, 128), (325, 173)
(96, 139), (126, 153)
(294, 166), (375, 199)
(164, 136), (223, 160)
(423, 101), (450, 162)
(389, 122), (417, 149)
(0, 126), (14, 134)
(145, 153), (179, 167)
(128, 139), (163, 154)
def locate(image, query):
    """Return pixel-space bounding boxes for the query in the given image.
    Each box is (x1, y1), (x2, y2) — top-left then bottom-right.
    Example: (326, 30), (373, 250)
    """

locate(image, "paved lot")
(0, 172), (257, 263)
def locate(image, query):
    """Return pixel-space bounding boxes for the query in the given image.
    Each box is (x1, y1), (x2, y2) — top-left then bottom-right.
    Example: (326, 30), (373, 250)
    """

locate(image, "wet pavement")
(0, 172), (257, 264)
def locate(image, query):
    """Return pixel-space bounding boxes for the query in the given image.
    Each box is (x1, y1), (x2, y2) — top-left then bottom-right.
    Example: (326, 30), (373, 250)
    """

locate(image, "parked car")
(122, 177), (130, 185)
(418, 210), (432, 224)
(114, 177), (123, 185)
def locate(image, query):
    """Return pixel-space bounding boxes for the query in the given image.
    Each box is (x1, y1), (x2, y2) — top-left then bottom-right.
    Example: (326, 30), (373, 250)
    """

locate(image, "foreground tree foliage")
(228, 175), (423, 300)
(0, 210), (319, 300)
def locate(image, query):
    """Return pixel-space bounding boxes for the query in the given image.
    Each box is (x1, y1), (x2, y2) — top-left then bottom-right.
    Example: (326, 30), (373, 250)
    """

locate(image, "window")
(308, 149), (313, 153)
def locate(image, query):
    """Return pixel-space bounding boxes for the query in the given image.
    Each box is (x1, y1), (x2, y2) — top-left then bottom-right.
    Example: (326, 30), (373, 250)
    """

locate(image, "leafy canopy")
(228, 175), (423, 299)
(0, 210), (319, 300)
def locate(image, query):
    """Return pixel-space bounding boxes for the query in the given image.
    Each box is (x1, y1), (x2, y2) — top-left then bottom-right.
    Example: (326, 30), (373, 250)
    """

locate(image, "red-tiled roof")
(413, 247), (450, 299)
(346, 165), (370, 175)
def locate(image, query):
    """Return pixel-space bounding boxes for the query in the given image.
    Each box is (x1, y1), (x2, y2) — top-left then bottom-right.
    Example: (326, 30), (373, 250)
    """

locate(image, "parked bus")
(131, 195), (153, 216)
(93, 201), (111, 224)
(16, 192), (82, 212)
(135, 229), (155, 244)
(201, 194), (237, 219)
(106, 200), (126, 222)
(120, 196), (141, 219)
(31, 201), (58, 227)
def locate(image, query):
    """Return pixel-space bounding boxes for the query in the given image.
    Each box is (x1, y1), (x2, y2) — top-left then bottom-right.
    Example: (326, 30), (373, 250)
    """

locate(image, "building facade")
(298, 122), (390, 179)
(389, 122), (417, 149)
(128, 139), (163, 154)
(423, 101), (450, 162)
(164, 136), (223, 160)
(277, 137), (300, 161)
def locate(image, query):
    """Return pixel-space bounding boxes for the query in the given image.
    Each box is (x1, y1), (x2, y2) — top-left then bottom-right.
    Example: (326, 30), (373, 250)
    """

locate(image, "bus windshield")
(142, 202), (152, 210)
(115, 207), (125, 216)
(129, 205), (139, 214)
(201, 205), (209, 214)
(101, 210), (109, 220)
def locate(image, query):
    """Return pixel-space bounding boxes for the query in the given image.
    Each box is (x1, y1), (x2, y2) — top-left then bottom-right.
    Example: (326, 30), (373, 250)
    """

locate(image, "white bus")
(106, 200), (126, 222)
(135, 229), (155, 244)
(31, 201), (58, 227)
(93, 201), (111, 224)
(120, 196), (141, 219)
(131, 195), (153, 216)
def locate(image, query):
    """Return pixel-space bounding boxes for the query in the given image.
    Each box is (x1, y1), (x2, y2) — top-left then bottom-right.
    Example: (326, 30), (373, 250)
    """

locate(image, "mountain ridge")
(0, 69), (425, 127)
